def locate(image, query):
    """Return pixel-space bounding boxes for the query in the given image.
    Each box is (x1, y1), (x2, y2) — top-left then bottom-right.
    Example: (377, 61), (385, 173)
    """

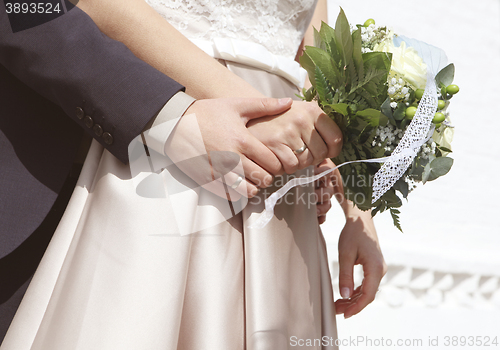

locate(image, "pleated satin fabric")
(2, 63), (338, 350)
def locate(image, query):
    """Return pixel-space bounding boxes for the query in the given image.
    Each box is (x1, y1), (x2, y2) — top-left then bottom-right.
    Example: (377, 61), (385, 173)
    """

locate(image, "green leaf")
(381, 97), (395, 125)
(334, 8), (353, 69)
(329, 103), (349, 116)
(426, 156), (454, 182)
(393, 102), (406, 121)
(390, 208), (403, 232)
(351, 28), (364, 82)
(435, 63), (455, 87)
(302, 46), (341, 87)
(313, 27), (327, 51)
(362, 51), (392, 74)
(299, 52), (316, 87)
(393, 178), (409, 199)
(319, 21), (336, 52)
(315, 66), (334, 104)
(437, 145), (453, 153)
(356, 108), (382, 127)
(382, 190), (402, 208)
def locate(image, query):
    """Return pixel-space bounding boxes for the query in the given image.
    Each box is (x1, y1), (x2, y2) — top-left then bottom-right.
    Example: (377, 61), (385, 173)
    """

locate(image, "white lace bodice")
(146, 0), (317, 59)
(146, 0), (318, 87)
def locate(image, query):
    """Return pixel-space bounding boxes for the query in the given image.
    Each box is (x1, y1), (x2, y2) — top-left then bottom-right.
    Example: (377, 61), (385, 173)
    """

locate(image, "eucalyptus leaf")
(393, 102), (406, 121)
(381, 97), (396, 125)
(393, 178), (409, 199)
(435, 63), (455, 87)
(426, 156), (454, 182)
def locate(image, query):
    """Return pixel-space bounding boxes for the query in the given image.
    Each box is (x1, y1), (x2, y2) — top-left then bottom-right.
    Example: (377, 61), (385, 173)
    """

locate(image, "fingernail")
(340, 287), (351, 299)
(279, 97), (292, 105)
(344, 314), (352, 319)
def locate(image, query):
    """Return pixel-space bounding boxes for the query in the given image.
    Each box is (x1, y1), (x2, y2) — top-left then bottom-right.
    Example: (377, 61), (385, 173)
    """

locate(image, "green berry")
(363, 18), (375, 27)
(405, 106), (417, 119)
(446, 84), (460, 95)
(437, 100), (446, 110)
(435, 123), (442, 128)
(433, 112), (446, 124)
(415, 89), (425, 100)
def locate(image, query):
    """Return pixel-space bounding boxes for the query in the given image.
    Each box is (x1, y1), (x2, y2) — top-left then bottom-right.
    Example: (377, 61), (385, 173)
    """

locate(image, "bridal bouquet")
(299, 9), (457, 231)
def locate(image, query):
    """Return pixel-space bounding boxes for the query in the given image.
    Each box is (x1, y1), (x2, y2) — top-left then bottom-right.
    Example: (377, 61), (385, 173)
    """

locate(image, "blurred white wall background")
(322, 0), (500, 348)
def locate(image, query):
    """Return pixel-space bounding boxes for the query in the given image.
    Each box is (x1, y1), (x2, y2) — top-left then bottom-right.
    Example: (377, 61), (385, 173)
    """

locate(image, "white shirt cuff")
(143, 91), (196, 156)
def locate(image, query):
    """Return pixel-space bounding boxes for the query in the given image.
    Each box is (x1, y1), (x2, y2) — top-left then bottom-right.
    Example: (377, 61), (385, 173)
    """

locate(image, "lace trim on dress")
(145, 0), (318, 87)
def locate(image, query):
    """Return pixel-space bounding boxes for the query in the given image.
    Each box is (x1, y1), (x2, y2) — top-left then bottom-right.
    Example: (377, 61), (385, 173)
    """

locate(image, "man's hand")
(247, 101), (342, 174)
(164, 97), (293, 198)
(334, 208), (387, 319)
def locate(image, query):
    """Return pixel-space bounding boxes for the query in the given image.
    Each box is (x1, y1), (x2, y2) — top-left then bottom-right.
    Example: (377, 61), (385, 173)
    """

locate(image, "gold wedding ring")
(230, 175), (244, 190)
(293, 144), (307, 154)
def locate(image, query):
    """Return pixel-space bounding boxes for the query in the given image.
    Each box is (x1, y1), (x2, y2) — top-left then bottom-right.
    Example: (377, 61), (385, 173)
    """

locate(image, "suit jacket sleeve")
(0, 3), (184, 163)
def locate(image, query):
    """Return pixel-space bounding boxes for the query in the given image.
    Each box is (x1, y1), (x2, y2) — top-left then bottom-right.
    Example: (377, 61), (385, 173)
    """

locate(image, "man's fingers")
(315, 113), (343, 158)
(268, 144), (298, 175)
(240, 97), (292, 123)
(242, 135), (283, 178)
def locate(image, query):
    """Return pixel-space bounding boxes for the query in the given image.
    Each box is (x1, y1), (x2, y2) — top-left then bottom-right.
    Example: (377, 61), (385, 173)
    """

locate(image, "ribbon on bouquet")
(250, 152), (413, 229)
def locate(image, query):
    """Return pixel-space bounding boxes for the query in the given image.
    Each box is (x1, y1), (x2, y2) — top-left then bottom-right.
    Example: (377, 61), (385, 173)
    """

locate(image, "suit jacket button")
(84, 116), (94, 128)
(103, 132), (114, 145)
(93, 124), (103, 136)
(76, 107), (84, 119)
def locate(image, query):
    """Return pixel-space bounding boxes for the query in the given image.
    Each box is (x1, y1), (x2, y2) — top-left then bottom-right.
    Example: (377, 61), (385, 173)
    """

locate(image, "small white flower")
(361, 34), (369, 42)
(391, 77), (397, 85)
(388, 87), (396, 95)
(401, 87), (409, 95)
(390, 101), (397, 109)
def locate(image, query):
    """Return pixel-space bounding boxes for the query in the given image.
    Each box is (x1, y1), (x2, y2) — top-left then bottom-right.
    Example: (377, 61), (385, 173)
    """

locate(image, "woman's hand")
(247, 101), (342, 174)
(334, 207), (387, 319)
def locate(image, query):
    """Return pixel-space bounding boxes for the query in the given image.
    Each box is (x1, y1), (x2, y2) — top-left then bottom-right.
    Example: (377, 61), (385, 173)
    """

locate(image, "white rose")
(374, 39), (427, 90)
(432, 126), (454, 155)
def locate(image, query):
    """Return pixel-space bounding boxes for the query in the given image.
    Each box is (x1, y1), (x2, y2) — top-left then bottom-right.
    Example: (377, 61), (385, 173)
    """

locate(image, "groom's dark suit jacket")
(0, 2), (184, 339)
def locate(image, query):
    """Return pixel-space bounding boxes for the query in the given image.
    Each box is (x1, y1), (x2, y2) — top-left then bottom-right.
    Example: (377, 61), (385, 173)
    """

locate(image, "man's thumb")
(242, 97), (292, 123)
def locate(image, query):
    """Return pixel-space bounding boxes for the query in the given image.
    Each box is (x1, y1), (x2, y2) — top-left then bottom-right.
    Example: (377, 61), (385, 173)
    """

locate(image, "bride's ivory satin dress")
(1, 1), (338, 349)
